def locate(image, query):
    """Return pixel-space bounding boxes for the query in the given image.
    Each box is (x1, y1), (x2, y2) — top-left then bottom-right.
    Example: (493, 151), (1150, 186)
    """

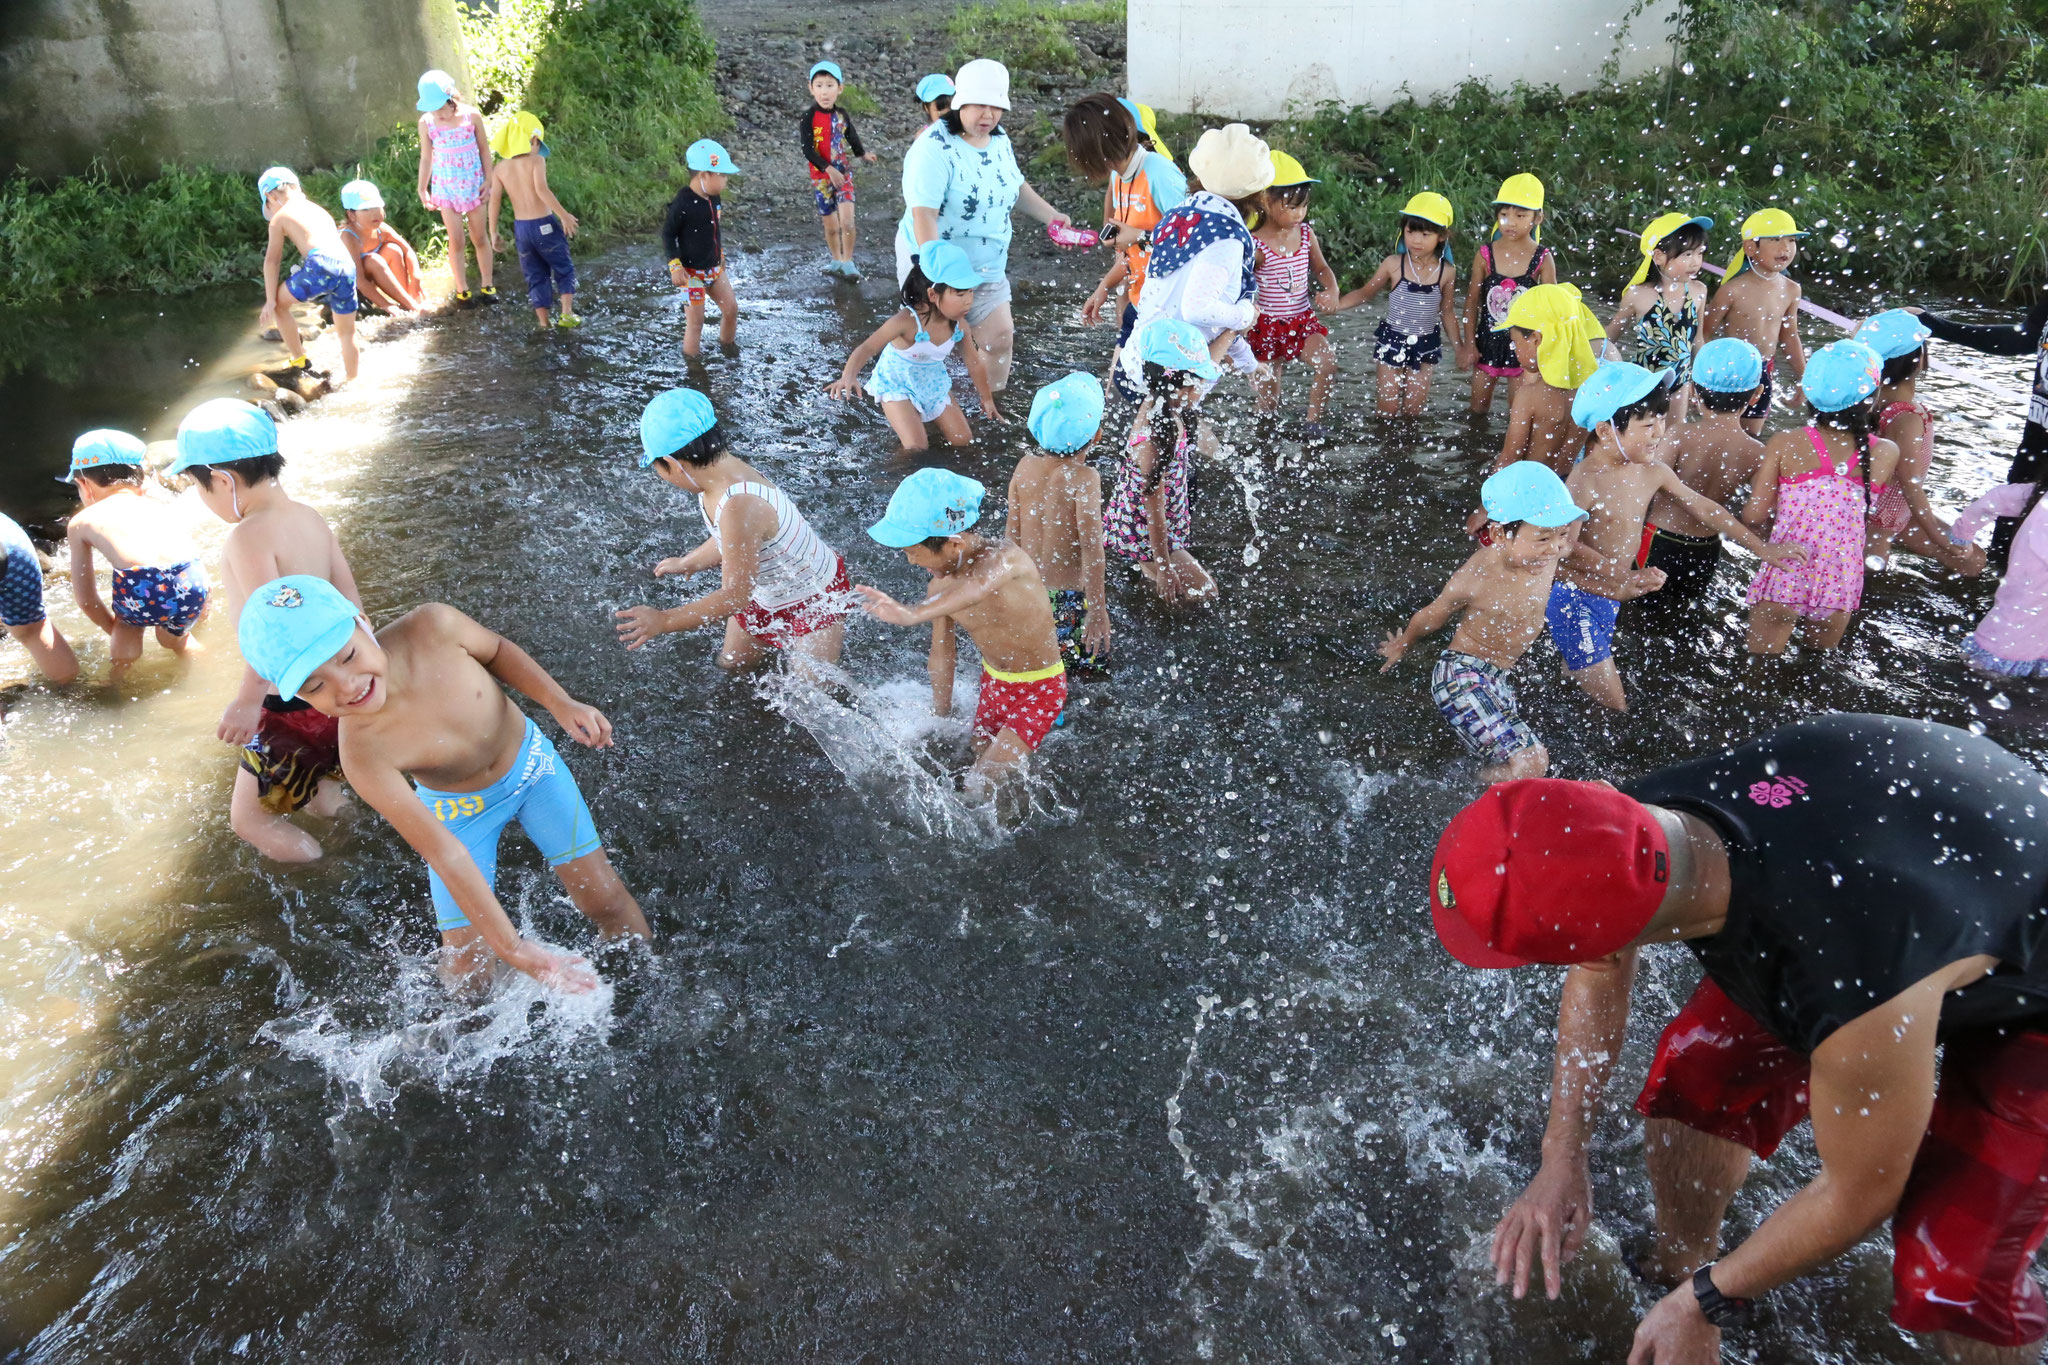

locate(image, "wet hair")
(922, 93), (952, 117)
(1643, 222), (1708, 286)
(656, 423), (731, 469)
(1881, 346), (1927, 386)
(187, 453), (286, 491)
(1809, 393), (1881, 437)
(1063, 94), (1140, 179)
(941, 108), (1008, 138)
(1270, 183), (1313, 212)
(901, 261), (966, 321)
(1608, 379), (1672, 434)
(1401, 216), (1448, 261)
(1140, 362), (1201, 492)
(74, 464), (143, 488)
(1696, 383), (1756, 414)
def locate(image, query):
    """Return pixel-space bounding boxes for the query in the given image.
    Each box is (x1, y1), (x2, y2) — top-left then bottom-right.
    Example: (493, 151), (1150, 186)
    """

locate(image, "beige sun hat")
(1187, 124), (1276, 200)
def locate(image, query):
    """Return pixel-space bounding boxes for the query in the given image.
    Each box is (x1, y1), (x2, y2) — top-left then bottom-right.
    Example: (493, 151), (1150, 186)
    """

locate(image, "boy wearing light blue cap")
(63, 428), (211, 674)
(172, 398), (362, 861)
(1010, 373), (1110, 670)
(803, 59), (877, 276)
(258, 167), (360, 382)
(856, 468), (1065, 794)
(1106, 318), (1219, 603)
(661, 140), (741, 355)
(826, 241), (1003, 450)
(1554, 362), (1804, 708)
(1381, 461), (1590, 781)
(1633, 336), (1771, 611)
(238, 573), (649, 992)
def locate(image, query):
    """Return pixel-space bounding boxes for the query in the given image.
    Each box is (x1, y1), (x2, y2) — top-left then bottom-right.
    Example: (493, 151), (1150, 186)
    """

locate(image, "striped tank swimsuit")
(700, 481), (840, 610)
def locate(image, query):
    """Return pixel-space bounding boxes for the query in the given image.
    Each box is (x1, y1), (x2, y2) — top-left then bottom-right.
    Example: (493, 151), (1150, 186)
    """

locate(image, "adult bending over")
(1433, 713), (2048, 1365)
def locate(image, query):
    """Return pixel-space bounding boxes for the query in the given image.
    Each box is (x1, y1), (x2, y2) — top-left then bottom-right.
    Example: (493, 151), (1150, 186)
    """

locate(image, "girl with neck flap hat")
(1460, 173), (1556, 416)
(1329, 191), (1460, 419)
(1605, 213), (1711, 426)
(1485, 283), (1604, 480)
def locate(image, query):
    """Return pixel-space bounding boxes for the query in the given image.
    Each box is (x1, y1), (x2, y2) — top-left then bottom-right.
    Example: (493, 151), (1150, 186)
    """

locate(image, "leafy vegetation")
(946, 0), (1126, 75)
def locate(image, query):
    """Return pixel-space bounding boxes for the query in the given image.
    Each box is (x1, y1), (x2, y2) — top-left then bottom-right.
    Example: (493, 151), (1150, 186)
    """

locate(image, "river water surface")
(0, 213), (2042, 1361)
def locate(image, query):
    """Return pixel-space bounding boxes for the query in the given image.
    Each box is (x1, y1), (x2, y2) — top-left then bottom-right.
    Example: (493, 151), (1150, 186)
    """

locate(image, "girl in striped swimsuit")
(1333, 194), (1461, 417)
(1247, 152), (1340, 436)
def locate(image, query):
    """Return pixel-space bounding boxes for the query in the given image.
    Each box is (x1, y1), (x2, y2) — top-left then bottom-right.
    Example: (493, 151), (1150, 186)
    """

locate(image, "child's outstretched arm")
(1307, 232), (1341, 312)
(1378, 562), (1474, 671)
(1654, 466), (1807, 568)
(536, 158), (577, 236)
(826, 312), (913, 398)
(926, 614), (957, 716)
(616, 497), (772, 649)
(65, 523), (115, 634)
(1331, 257), (1396, 313)
(1084, 256), (1129, 325)
(854, 571), (996, 629)
(429, 603), (613, 748)
(259, 215), (287, 327)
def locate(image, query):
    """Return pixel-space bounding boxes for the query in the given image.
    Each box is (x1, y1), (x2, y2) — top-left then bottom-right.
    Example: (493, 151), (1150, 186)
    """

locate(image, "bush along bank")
(0, 0), (724, 309)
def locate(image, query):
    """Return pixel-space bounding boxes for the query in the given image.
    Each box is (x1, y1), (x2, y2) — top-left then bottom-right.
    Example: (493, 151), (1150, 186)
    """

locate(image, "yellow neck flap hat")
(1490, 173), (1545, 243)
(491, 110), (549, 161)
(1398, 191), (1455, 267)
(1628, 212), (1714, 288)
(1496, 283), (1604, 389)
(1726, 207), (1806, 278)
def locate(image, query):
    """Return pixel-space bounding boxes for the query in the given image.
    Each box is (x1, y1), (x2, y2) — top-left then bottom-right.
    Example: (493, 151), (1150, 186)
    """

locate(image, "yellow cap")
(1134, 101), (1172, 162)
(1493, 173), (1545, 211)
(1267, 150), (1320, 188)
(1400, 191), (1453, 228)
(1726, 207), (1807, 276)
(1495, 283), (1603, 390)
(491, 110), (548, 161)
(1627, 212), (1713, 287)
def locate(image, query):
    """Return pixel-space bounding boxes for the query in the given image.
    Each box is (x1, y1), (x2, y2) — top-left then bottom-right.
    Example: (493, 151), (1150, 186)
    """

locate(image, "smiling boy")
(1701, 209), (1809, 435)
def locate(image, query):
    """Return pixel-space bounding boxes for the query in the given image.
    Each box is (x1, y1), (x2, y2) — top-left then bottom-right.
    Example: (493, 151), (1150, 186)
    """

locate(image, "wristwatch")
(1691, 1263), (1753, 1327)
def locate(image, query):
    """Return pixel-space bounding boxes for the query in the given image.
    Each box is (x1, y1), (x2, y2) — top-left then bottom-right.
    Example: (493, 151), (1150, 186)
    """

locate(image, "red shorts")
(1637, 977), (2048, 1346)
(1246, 311), (1329, 364)
(971, 666), (1067, 752)
(736, 556), (849, 648)
(680, 262), (723, 304)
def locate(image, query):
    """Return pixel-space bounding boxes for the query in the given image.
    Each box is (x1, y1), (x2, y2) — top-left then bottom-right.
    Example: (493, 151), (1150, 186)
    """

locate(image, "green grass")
(946, 0), (1126, 74)
(838, 82), (882, 117)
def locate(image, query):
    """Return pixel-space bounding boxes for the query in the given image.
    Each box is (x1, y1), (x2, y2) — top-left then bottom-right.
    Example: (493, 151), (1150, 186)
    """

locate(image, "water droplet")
(1991, 693), (2013, 711)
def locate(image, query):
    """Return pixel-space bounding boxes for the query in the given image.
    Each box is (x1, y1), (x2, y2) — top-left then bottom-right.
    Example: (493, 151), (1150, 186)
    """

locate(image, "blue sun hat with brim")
(868, 468), (986, 547)
(809, 61), (844, 84)
(916, 73), (955, 103)
(1571, 360), (1672, 430)
(913, 241), (981, 292)
(1691, 337), (1765, 393)
(1855, 309), (1934, 361)
(416, 69), (459, 112)
(170, 399), (277, 475)
(239, 575), (363, 701)
(1803, 340), (1885, 411)
(338, 179), (384, 212)
(61, 428), (146, 482)
(1481, 461), (1586, 528)
(256, 166), (298, 214)
(638, 388), (718, 468)
(1136, 317), (1222, 382)
(1028, 373), (1105, 454)
(685, 139), (739, 174)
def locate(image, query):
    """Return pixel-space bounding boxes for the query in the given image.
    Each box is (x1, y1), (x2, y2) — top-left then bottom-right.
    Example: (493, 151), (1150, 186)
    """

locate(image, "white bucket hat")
(952, 58), (1011, 111)
(1188, 123), (1276, 200)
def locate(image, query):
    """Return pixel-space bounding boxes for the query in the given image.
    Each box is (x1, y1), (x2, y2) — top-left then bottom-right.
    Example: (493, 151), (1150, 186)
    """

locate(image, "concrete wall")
(0, 0), (468, 179)
(1128, 0), (1680, 120)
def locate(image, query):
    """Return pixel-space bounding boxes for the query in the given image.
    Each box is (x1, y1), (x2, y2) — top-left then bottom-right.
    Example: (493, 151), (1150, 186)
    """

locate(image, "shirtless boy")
(1009, 373), (1110, 672)
(1551, 362), (1804, 711)
(1702, 208), (1808, 435)
(1488, 283), (1604, 478)
(1378, 461), (1589, 782)
(238, 575), (649, 993)
(857, 468), (1065, 799)
(172, 399), (359, 862)
(64, 430), (210, 673)
(258, 167), (359, 381)
(486, 112), (582, 329)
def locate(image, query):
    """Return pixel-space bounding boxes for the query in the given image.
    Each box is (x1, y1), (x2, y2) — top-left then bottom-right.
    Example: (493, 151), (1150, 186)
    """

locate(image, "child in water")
(1702, 208), (1808, 434)
(1743, 340), (1899, 654)
(239, 575), (650, 994)
(171, 399), (360, 863)
(1950, 479), (2048, 677)
(414, 70), (497, 307)
(63, 430), (210, 672)
(1856, 308), (1983, 575)
(1379, 462), (1587, 781)
(801, 61), (877, 278)
(258, 167), (360, 381)
(337, 180), (424, 314)
(826, 242), (1002, 451)
(1331, 192), (1458, 418)
(1106, 319), (1219, 604)
(1247, 152), (1341, 432)
(661, 139), (740, 356)
(856, 468), (1065, 802)
(1065, 93), (1188, 388)
(0, 513), (79, 684)
(1605, 213), (1711, 426)
(1009, 373), (1110, 673)
(1486, 283), (1604, 477)
(486, 112), (581, 330)
(1460, 174), (1556, 415)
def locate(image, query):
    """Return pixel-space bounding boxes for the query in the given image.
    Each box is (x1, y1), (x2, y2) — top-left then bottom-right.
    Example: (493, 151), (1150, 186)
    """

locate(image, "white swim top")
(895, 308), (962, 363)
(699, 480), (840, 610)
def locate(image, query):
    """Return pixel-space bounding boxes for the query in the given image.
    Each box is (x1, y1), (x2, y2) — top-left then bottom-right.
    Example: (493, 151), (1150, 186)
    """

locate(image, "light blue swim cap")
(809, 61), (844, 84)
(1027, 373), (1105, 454)
(1690, 337), (1765, 393)
(1571, 360), (1672, 430)
(239, 575), (361, 701)
(1481, 461), (1585, 528)
(639, 388), (718, 467)
(913, 241), (981, 292)
(1803, 340), (1884, 412)
(868, 468), (985, 548)
(1135, 317), (1221, 382)
(62, 429), (146, 482)
(1855, 309), (1933, 361)
(171, 399), (278, 474)
(916, 73), (955, 103)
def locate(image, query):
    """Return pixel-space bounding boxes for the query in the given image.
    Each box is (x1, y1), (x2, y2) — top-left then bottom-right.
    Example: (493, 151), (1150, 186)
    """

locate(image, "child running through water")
(1378, 462), (1588, 781)
(258, 167), (360, 382)
(1010, 373), (1110, 673)
(1460, 174), (1556, 415)
(1247, 152), (1341, 433)
(486, 112), (581, 330)
(1857, 308), (1984, 576)
(801, 61), (877, 278)
(1743, 340), (1899, 654)
(1064, 93), (1188, 389)
(1330, 192), (1458, 418)
(337, 180), (425, 314)
(826, 242), (1002, 451)
(1485, 283), (1604, 478)
(63, 430), (210, 673)
(1606, 213), (1711, 426)
(661, 139), (740, 356)
(1703, 208), (1808, 434)
(239, 575), (650, 994)
(414, 69), (496, 307)
(170, 399), (359, 862)
(856, 468), (1065, 805)
(1107, 319), (1219, 603)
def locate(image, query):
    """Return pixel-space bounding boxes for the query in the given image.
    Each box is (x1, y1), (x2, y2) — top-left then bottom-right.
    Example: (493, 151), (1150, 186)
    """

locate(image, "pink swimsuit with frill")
(1749, 426), (1884, 618)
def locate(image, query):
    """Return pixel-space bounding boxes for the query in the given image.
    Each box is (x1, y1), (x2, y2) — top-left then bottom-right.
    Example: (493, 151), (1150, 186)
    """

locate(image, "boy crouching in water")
(239, 575), (649, 992)
(173, 399), (358, 862)
(1378, 462), (1588, 781)
(1008, 373), (1110, 672)
(856, 468), (1065, 802)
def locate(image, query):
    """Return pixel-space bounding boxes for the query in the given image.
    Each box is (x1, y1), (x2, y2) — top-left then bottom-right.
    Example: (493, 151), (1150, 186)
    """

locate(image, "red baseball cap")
(1428, 779), (1670, 968)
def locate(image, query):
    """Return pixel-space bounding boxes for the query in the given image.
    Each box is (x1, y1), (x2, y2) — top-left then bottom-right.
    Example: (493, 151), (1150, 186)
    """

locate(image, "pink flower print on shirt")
(1748, 774), (1809, 808)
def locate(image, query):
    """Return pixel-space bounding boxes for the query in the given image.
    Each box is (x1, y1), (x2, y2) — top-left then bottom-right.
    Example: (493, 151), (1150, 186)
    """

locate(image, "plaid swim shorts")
(1429, 649), (1540, 765)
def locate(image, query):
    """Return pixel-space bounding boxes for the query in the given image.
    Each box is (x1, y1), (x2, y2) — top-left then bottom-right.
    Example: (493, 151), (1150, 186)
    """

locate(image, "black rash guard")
(1623, 713), (2048, 1053)
(660, 185), (720, 272)
(1920, 292), (2048, 570)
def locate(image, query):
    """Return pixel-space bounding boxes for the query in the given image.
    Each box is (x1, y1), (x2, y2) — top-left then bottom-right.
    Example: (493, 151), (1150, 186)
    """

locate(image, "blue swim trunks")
(286, 247), (359, 315)
(513, 214), (578, 310)
(0, 513), (47, 628)
(110, 560), (209, 635)
(414, 716), (602, 932)
(1545, 579), (1621, 671)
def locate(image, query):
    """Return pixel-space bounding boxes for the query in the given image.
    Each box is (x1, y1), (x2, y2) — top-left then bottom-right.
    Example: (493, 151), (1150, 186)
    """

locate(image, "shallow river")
(0, 233), (2041, 1362)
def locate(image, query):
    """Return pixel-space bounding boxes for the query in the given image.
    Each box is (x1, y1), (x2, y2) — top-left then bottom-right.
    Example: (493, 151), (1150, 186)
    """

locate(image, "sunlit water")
(0, 227), (2040, 1361)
